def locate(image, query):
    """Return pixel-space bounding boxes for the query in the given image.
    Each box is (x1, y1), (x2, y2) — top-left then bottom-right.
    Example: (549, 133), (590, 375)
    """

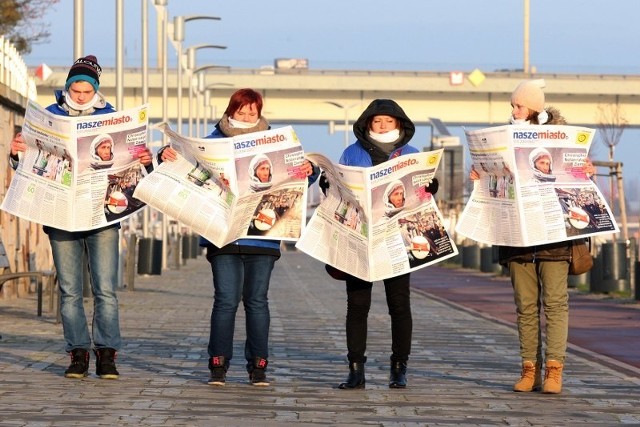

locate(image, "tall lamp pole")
(73, 0), (83, 60)
(325, 101), (360, 148)
(153, 0), (169, 270)
(172, 16), (221, 136)
(523, 0), (530, 73)
(202, 82), (234, 131)
(141, 0), (150, 238)
(191, 65), (231, 137)
(116, 0), (124, 111)
(184, 45), (227, 136)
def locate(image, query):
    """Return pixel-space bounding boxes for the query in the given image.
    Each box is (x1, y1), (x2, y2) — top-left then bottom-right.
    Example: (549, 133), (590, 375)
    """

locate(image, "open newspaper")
(1, 101), (150, 231)
(455, 124), (619, 246)
(133, 124), (309, 247)
(296, 150), (458, 282)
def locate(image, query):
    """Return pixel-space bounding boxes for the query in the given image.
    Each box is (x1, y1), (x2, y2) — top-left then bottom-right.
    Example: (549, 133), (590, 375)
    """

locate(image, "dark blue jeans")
(207, 254), (277, 363)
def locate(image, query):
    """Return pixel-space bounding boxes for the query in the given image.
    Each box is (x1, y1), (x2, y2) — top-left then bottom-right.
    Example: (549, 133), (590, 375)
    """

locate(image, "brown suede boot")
(543, 360), (563, 394)
(513, 361), (542, 392)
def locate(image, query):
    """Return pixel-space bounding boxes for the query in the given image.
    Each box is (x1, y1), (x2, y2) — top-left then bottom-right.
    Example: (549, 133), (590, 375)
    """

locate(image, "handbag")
(568, 238), (593, 275)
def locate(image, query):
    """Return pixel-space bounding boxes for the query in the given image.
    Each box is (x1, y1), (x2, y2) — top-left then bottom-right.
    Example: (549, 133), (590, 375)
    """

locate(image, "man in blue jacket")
(10, 55), (153, 380)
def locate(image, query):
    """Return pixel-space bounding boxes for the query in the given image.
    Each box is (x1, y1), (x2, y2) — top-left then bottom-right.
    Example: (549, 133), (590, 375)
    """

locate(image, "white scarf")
(368, 129), (400, 144)
(509, 117), (530, 125)
(64, 91), (100, 113)
(229, 117), (259, 129)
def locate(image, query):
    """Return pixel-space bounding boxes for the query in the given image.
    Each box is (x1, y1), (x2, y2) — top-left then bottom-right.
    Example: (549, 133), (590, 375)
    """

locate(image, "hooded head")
(528, 147), (556, 182)
(65, 55), (102, 92)
(89, 133), (115, 169)
(511, 79), (545, 113)
(383, 180), (406, 218)
(353, 99), (415, 147)
(248, 153), (273, 192)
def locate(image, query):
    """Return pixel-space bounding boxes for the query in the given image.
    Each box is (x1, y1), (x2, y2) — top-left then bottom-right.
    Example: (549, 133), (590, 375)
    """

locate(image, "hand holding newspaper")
(133, 124), (310, 247)
(455, 124), (619, 246)
(296, 150), (458, 282)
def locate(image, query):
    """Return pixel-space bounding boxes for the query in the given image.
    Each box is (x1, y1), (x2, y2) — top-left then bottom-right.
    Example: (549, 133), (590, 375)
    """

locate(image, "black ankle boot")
(94, 348), (119, 380)
(338, 362), (365, 389)
(64, 348), (89, 379)
(389, 361), (407, 388)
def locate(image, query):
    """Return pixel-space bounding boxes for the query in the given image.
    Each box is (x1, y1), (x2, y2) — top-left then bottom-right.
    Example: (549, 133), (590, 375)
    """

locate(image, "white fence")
(0, 35), (37, 101)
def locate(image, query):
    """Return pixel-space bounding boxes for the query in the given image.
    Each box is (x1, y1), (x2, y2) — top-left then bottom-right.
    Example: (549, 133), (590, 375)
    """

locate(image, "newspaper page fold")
(455, 124), (619, 246)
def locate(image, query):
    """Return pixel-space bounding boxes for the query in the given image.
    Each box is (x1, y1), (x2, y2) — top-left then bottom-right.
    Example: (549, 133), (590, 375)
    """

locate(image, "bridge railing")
(31, 65), (640, 81)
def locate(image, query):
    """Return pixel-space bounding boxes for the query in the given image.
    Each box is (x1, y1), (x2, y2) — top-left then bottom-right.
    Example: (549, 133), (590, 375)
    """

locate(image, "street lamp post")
(141, 0), (150, 239)
(73, 0), (83, 60)
(202, 82), (234, 131)
(116, 0), (124, 111)
(523, 0), (530, 74)
(190, 64), (230, 137)
(184, 44), (227, 136)
(325, 101), (360, 147)
(171, 16), (221, 135)
(153, 0), (169, 270)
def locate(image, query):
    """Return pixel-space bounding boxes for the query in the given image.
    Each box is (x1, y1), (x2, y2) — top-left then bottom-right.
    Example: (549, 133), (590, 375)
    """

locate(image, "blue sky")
(24, 0), (640, 208)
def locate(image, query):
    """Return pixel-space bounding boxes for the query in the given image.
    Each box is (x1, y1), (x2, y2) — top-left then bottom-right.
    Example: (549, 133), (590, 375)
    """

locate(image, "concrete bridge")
(33, 67), (640, 130)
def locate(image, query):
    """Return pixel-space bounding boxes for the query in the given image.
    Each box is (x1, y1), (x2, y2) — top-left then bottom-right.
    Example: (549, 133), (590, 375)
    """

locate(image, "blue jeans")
(207, 254), (277, 363)
(47, 225), (121, 352)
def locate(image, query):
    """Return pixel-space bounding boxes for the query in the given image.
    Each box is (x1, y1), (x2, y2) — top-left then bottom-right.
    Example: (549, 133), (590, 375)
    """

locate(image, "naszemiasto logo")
(77, 115), (132, 130)
(369, 157), (418, 180)
(512, 129), (569, 141)
(234, 133), (286, 150)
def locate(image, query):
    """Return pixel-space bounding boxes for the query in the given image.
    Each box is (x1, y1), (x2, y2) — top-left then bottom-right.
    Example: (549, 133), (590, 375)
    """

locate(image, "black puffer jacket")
(498, 106), (571, 265)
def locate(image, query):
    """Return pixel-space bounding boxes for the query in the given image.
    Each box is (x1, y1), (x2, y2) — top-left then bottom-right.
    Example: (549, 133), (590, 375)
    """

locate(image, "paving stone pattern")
(0, 252), (639, 426)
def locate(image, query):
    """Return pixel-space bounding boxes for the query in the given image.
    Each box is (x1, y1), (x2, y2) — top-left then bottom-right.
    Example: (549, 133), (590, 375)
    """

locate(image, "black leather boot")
(338, 362), (365, 389)
(389, 361), (407, 388)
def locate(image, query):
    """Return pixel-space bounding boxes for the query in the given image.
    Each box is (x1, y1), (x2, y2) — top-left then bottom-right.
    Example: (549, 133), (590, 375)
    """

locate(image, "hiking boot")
(338, 362), (365, 389)
(94, 348), (119, 380)
(64, 348), (89, 379)
(389, 361), (407, 389)
(513, 360), (542, 392)
(248, 357), (270, 386)
(207, 356), (228, 386)
(543, 360), (564, 394)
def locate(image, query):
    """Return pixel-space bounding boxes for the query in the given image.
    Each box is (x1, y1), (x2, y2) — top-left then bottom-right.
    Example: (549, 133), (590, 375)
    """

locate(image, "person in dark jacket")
(158, 88), (319, 387)
(470, 80), (595, 394)
(325, 99), (438, 390)
(9, 55), (153, 380)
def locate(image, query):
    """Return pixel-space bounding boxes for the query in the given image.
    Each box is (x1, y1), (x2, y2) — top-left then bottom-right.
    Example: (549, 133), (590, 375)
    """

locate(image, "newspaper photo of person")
(528, 147), (556, 183)
(86, 133), (115, 171)
(32, 139), (49, 176)
(381, 180), (406, 220)
(248, 153), (273, 192)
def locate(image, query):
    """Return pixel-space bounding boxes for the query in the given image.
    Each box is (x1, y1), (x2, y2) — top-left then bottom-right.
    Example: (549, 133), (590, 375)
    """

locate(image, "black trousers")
(345, 273), (412, 363)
